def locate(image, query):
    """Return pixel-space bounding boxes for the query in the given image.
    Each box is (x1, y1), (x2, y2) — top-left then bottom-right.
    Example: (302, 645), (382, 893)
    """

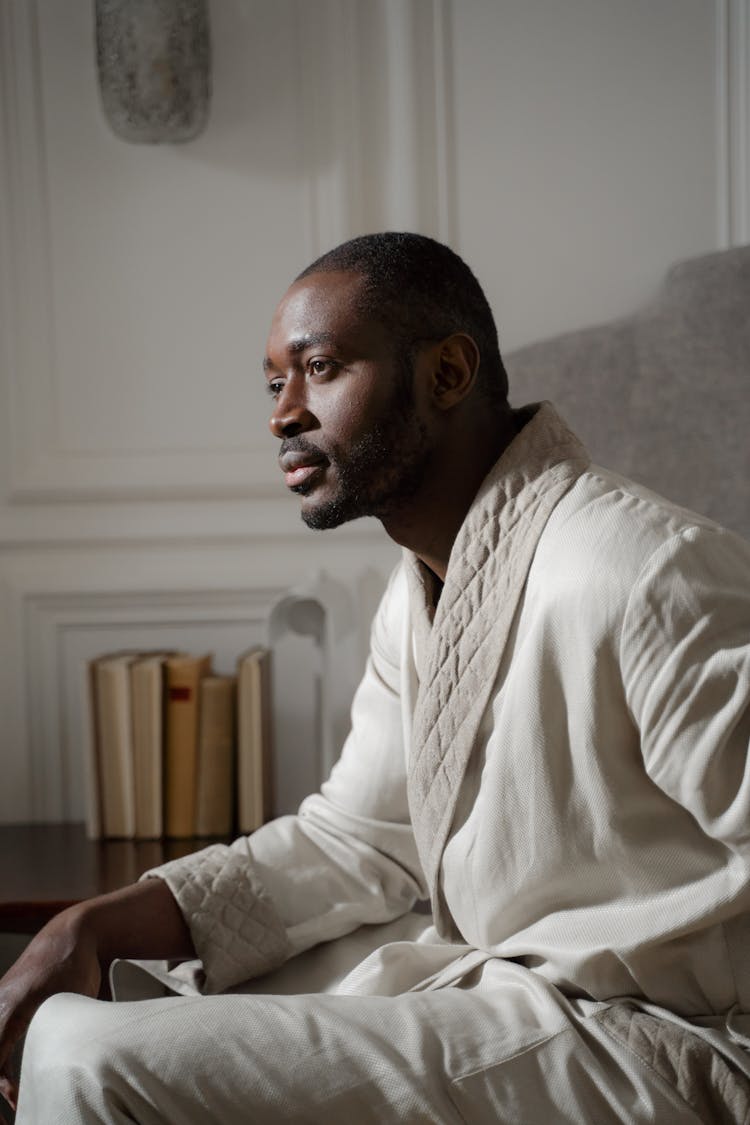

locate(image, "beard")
(304, 414), (431, 530)
(281, 386), (433, 531)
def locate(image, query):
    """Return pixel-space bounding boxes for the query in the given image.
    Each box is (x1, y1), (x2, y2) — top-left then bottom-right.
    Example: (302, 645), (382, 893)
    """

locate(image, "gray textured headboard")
(506, 245), (750, 540)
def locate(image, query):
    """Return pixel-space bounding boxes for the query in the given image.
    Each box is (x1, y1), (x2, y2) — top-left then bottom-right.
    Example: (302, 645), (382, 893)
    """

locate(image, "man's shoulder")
(550, 464), (734, 549)
(533, 464), (750, 599)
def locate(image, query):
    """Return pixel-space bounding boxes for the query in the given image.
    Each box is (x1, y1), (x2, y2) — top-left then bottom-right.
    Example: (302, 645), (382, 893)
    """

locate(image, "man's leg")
(16, 985), (708, 1124)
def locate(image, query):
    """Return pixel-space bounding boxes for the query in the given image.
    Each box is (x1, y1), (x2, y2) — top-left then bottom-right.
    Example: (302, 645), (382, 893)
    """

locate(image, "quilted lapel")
(406, 403), (590, 920)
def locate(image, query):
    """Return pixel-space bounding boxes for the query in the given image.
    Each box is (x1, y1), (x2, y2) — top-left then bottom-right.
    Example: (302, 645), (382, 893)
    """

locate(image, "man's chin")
(300, 502), (355, 531)
(299, 492), (366, 531)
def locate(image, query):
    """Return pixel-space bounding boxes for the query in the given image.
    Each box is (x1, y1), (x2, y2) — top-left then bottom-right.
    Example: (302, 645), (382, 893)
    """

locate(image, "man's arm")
(140, 564), (424, 995)
(1, 562), (419, 1105)
(621, 524), (750, 844)
(0, 877), (193, 1109)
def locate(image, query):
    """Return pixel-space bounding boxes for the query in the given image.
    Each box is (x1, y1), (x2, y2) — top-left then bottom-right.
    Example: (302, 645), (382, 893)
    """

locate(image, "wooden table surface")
(0, 823), (227, 933)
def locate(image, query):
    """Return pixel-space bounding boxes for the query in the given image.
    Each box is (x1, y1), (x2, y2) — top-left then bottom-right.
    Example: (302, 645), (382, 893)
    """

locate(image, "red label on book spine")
(169, 687), (192, 701)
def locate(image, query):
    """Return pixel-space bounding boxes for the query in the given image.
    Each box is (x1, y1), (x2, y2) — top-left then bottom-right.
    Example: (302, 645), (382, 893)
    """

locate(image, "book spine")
(82, 660), (102, 839)
(164, 656), (210, 837)
(195, 677), (236, 837)
(237, 650), (273, 834)
(96, 660), (136, 838)
(131, 657), (166, 839)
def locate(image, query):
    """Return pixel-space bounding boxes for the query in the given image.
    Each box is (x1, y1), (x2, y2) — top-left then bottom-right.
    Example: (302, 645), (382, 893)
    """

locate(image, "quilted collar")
(404, 401), (590, 930)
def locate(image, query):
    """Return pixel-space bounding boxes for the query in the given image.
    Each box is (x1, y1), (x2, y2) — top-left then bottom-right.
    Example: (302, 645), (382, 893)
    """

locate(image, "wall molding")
(295, 0), (455, 249)
(0, 541), (390, 825)
(0, 1), (275, 503)
(716, 0), (750, 246)
(0, 500), (391, 550)
(431, 0), (457, 244)
(294, 0), (361, 255)
(0, 0), (58, 502)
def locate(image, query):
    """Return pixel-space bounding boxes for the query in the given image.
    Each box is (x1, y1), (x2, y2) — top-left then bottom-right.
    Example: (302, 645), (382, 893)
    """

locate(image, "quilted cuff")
(142, 844), (293, 994)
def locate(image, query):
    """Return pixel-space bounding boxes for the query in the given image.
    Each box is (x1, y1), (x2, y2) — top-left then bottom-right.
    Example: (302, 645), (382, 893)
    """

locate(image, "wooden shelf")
(0, 823), (229, 933)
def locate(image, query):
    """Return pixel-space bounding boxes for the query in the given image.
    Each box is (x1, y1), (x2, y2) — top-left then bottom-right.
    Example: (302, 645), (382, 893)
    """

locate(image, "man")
(2, 232), (750, 1122)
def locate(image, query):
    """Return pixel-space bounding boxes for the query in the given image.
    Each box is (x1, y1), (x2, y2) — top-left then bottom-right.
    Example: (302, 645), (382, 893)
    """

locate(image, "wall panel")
(1, 0), (307, 502)
(448, 0), (732, 351)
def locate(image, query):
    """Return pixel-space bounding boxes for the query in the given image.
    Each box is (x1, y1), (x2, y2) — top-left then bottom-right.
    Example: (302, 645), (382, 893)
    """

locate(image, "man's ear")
(429, 333), (480, 410)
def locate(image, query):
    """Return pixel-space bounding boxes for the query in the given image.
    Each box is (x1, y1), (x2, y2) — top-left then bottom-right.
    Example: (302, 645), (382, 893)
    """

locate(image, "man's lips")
(279, 449), (327, 490)
(284, 463), (324, 489)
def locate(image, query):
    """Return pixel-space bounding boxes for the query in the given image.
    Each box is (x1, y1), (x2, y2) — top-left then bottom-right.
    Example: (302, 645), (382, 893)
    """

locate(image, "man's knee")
(18, 994), (123, 1119)
(25, 992), (115, 1069)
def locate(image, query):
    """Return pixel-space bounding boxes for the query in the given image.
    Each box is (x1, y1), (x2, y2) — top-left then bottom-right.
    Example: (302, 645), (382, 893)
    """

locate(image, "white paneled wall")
(451, 0), (745, 349)
(0, 0), (748, 823)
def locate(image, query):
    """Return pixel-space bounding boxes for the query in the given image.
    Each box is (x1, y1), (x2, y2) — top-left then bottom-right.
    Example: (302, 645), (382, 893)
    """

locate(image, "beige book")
(236, 647), (273, 834)
(130, 652), (175, 839)
(94, 653), (139, 838)
(82, 658), (103, 839)
(164, 653), (212, 837)
(195, 675), (237, 837)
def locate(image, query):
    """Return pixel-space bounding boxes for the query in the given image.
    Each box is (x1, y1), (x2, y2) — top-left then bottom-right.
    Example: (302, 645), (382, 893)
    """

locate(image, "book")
(130, 652), (174, 839)
(164, 653), (212, 837)
(236, 647), (273, 834)
(93, 653), (139, 838)
(82, 658), (103, 839)
(195, 675), (237, 837)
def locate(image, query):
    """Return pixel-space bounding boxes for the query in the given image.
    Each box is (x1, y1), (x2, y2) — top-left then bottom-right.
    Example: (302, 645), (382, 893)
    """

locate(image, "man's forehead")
(266, 270), (375, 355)
(276, 269), (364, 320)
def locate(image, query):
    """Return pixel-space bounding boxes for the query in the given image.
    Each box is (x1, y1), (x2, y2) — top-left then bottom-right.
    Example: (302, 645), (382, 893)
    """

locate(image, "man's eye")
(309, 359), (335, 376)
(266, 380), (284, 398)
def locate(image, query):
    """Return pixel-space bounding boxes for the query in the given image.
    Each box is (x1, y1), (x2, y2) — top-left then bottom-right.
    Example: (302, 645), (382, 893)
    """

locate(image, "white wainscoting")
(0, 538), (396, 825)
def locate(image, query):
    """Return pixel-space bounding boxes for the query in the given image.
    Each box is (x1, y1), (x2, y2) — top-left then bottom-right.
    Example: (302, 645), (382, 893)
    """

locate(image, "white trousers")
(15, 966), (718, 1124)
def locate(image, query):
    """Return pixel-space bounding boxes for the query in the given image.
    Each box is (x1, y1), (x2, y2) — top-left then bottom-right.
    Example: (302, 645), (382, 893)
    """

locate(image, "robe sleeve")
(142, 563), (425, 993)
(620, 524), (750, 851)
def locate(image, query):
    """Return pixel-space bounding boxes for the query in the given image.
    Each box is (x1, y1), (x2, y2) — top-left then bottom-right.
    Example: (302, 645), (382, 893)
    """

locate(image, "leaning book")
(130, 652), (175, 839)
(90, 652), (139, 838)
(236, 647), (273, 834)
(164, 653), (213, 838)
(195, 675), (237, 837)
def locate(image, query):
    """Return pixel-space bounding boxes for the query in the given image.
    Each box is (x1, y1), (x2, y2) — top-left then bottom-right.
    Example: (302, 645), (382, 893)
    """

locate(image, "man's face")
(264, 270), (433, 530)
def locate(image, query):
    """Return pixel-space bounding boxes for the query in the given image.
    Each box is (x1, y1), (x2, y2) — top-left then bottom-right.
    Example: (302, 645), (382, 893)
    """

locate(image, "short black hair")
(296, 232), (509, 406)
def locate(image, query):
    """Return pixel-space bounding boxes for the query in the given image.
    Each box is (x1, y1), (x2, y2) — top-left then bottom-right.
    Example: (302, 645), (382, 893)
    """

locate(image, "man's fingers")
(0, 1006), (27, 1113)
(0, 1073), (18, 1112)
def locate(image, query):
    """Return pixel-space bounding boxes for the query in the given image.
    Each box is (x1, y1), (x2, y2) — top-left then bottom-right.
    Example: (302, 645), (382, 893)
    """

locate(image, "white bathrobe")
(21, 403), (750, 1123)
(149, 403), (750, 1014)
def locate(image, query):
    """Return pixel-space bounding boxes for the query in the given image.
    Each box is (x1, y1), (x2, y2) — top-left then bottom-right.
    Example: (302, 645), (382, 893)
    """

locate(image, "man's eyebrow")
(263, 333), (338, 374)
(287, 332), (337, 354)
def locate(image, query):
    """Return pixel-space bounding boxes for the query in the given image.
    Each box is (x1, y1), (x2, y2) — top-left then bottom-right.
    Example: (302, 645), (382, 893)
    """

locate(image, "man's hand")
(0, 877), (194, 1111)
(0, 904), (100, 1109)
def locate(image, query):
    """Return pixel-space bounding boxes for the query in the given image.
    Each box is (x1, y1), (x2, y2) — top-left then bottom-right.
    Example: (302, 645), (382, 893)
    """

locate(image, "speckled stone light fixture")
(95, 0), (211, 143)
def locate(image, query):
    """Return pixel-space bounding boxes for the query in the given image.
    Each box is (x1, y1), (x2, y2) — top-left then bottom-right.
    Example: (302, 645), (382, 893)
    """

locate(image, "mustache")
(279, 435), (325, 459)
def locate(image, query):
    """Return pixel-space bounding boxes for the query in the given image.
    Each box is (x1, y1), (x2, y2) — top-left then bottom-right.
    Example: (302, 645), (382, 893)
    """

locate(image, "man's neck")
(382, 408), (520, 582)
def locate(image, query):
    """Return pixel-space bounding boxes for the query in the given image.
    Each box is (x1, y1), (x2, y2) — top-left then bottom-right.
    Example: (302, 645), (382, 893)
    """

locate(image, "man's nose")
(268, 385), (316, 440)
